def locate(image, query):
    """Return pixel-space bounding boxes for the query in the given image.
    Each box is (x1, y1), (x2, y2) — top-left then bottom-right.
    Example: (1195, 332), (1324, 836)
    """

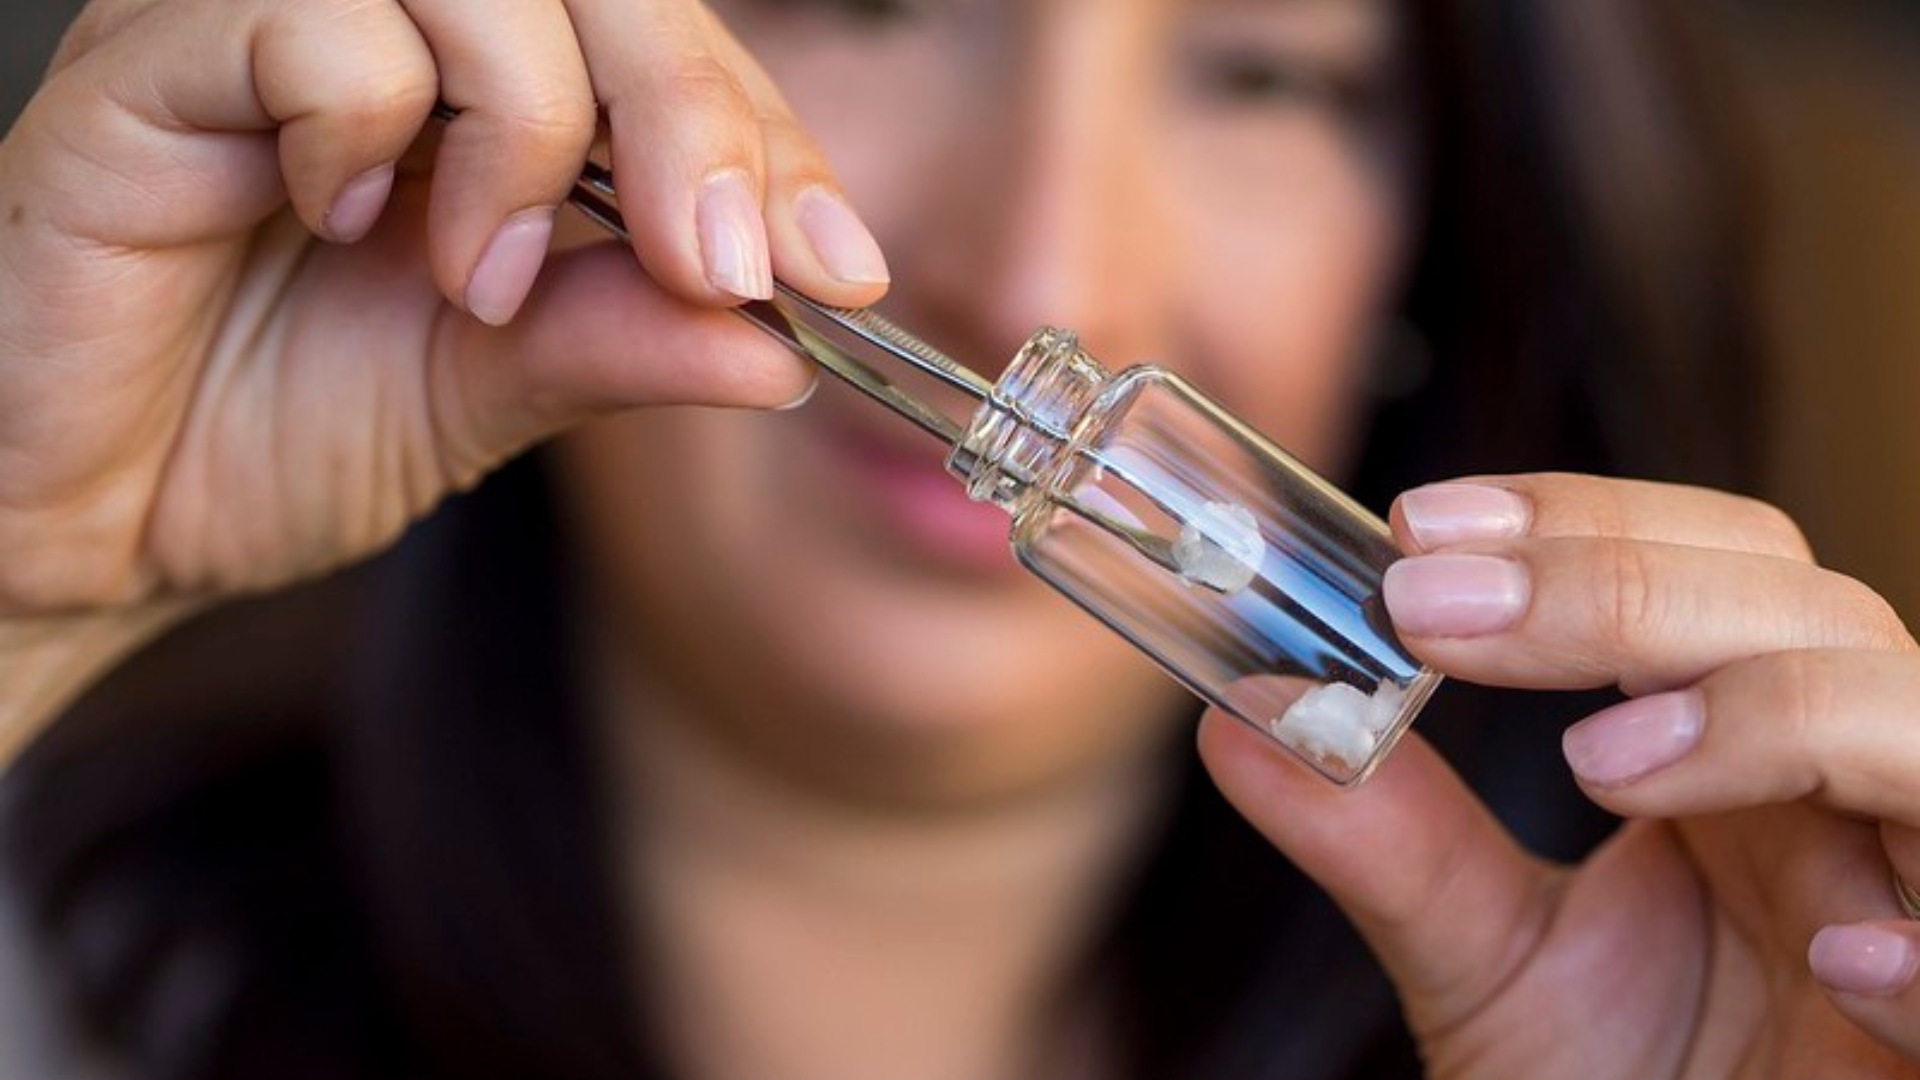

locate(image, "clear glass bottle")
(543, 150), (1434, 784)
(947, 328), (1441, 785)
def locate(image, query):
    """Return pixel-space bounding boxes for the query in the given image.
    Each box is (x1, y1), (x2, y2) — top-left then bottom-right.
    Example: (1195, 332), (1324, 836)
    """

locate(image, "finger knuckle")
(1523, 472), (1634, 543)
(1819, 571), (1917, 652)
(1764, 650), (1843, 754)
(489, 90), (598, 162)
(656, 55), (758, 134)
(367, 59), (440, 115)
(1595, 539), (1663, 646)
(258, 0), (439, 124)
(324, 66), (438, 134)
(757, 111), (834, 185)
(1591, 485), (1631, 542)
(1736, 495), (1815, 561)
(279, 0), (404, 47)
(295, 0), (381, 21)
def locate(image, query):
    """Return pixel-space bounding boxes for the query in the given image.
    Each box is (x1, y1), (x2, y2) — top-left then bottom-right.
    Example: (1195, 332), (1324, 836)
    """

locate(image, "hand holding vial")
(1204, 473), (1920, 1071)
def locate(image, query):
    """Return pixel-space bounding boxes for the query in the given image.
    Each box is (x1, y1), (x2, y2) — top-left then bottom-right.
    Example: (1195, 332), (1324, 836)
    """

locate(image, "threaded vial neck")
(945, 328), (1110, 512)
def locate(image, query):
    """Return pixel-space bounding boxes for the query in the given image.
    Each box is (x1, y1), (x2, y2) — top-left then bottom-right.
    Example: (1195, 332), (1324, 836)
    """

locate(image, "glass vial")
(946, 328), (1441, 785)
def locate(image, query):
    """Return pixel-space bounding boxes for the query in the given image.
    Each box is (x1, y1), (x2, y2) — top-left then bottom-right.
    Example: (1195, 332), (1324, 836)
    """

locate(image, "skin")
(0, 0), (1916, 1077)
(1208, 473), (1920, 1075)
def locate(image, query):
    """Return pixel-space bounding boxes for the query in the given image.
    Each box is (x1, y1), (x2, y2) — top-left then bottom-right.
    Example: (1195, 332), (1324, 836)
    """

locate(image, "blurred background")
(1, 1), (1918, 1076)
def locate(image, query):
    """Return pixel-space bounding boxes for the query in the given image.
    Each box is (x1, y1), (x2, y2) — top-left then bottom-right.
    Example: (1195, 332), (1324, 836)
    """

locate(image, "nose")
(895, 15), (1169, 378)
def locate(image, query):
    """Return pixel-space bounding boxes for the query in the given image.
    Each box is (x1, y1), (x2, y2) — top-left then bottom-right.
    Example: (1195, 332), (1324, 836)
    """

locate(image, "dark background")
(3, 0), (76, 124)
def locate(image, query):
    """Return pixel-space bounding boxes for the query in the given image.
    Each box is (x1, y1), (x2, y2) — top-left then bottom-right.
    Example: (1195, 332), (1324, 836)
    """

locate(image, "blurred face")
(556, 0), (1416, 803)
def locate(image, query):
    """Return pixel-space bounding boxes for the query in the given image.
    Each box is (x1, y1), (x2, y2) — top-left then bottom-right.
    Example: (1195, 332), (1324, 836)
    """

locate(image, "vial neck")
(946, 329), (1110, 512)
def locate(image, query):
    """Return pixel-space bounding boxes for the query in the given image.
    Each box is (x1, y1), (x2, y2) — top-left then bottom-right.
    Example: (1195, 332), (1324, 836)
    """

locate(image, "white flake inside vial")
(1271, 680), (1409, 771)
(1173, 500), (1264, 594)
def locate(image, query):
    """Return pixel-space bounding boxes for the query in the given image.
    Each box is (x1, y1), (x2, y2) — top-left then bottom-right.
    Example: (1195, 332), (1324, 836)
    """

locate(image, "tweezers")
(427, 106), (991, 446)
(426, 107), (1206, 581)
(567, 162), (992, 444)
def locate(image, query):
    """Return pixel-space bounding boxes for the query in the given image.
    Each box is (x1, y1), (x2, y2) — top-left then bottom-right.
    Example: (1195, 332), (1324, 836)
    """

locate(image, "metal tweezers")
(427, 106), (991, 446)
(564, 161), (990, 444)
(428, 107), (1212, 584)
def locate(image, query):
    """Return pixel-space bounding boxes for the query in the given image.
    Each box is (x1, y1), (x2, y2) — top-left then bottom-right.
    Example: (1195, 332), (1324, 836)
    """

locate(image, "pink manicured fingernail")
(1399, 483), (1530, 550)
(323, 165), (395, 243)
(466, 208), (556, 326)
(795, 187), (890, 285)
(1809, 925), (1918, 997)
(698, 170), (773, 300)
(1383, 554), (1529, 637)
(1562, 691), (1704, 786)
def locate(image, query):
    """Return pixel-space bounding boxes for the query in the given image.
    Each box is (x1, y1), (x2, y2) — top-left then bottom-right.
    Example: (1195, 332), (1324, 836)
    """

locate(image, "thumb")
(424, 239), (816, 481)
(1196, 710), (1558, 1036)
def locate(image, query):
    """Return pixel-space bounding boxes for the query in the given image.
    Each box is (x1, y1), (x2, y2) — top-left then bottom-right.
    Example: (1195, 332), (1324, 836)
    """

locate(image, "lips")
(805, 401), (1017, 575)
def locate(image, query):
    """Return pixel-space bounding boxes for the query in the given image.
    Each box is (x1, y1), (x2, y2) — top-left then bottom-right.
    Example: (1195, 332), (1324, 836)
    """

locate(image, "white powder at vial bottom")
(1173, 500), (1264, 594)
(1270, 680), (1409, 771)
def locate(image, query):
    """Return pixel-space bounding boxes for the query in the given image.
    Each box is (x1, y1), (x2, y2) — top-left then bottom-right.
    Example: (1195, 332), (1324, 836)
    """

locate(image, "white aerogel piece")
(1271, 680), (1409, 771)
(1173, 500), (1264, 594)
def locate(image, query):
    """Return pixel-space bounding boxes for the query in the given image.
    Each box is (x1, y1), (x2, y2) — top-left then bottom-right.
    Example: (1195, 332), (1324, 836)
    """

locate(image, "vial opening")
(947, 328), (1108, 510)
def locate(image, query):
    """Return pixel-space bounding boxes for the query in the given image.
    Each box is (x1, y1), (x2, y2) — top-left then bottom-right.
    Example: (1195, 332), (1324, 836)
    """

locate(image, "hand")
(0, 0), (887, 715)
(1201, 473), (1920, 1076)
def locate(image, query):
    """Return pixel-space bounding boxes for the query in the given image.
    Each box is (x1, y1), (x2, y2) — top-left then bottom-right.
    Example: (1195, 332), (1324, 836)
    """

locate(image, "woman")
(1, 0), (1916, 1077)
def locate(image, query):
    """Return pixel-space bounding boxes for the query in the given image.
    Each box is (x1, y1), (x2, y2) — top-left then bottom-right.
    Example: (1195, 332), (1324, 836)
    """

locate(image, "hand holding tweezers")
(428, 105), (993, 448)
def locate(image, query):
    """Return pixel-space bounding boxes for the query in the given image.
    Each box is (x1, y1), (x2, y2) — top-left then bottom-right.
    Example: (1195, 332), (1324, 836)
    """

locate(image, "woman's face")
(557, 0), (1415, 802)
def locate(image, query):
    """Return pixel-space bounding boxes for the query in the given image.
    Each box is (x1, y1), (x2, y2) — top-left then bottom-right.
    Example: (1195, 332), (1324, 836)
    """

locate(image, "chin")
(720, 547), (1174, 786)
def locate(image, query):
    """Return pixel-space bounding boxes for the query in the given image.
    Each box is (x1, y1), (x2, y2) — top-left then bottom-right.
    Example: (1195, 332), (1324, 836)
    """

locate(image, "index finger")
(1383, 538), (1913, 697)
(561, 0), (888, 309)
(1392, 474), (1816, 563)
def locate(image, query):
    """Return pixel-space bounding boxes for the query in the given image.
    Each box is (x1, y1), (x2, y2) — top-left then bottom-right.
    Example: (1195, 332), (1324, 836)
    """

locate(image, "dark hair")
(1355, 2), (1764, 505)
(3, 2), (1762, 1077)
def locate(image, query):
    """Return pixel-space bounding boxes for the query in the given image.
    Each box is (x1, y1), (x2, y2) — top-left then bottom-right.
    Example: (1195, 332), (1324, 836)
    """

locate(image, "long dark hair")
(2, 3), (1763, 1077)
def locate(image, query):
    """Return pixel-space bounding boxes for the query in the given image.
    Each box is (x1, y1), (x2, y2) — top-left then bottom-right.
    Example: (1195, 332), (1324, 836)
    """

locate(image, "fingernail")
(323, 165), (395, 243)
(697, 170), (773, 300)
(466, 208), (556, 326)
(1383, 554), (1529, 637)
(1562, 691), (1704, 786)
(1809, 925), (1918, 997)
(775, 371), (820, 411)
(1399, 483), (1530, 550)
(795, 187), (890, 285)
